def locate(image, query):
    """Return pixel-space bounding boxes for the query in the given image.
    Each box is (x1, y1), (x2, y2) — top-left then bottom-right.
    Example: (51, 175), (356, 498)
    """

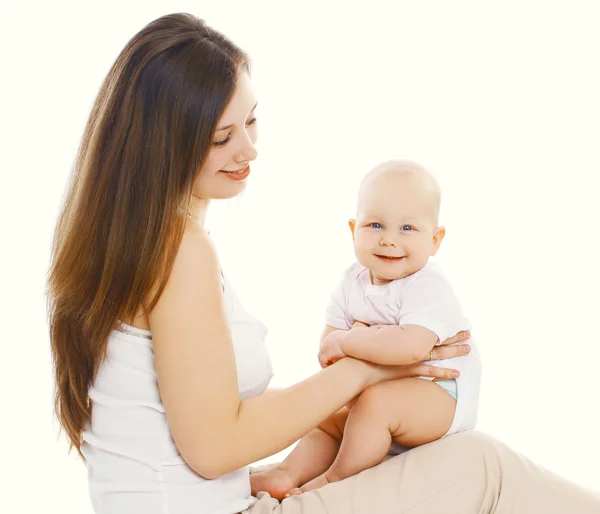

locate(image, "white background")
(1, 1), (599, 512)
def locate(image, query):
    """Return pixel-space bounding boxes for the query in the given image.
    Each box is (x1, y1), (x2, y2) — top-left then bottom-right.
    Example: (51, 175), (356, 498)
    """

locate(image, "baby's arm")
(338, 267), (469, 366)
(319, 321), (365, 351)
(319, 324), (342, 350)
(318, 325), (349, 368)
(318, 323), (367, 375)
(340, 324), (438, 365)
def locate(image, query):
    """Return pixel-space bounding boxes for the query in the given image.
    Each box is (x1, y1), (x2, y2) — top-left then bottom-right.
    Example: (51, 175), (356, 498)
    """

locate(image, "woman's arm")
(148, 228), (375, 479)
(148, 228), (465, 479)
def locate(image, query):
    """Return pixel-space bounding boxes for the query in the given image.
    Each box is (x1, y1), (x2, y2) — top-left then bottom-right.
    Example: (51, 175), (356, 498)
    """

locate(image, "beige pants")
(242, 431), (600, 514)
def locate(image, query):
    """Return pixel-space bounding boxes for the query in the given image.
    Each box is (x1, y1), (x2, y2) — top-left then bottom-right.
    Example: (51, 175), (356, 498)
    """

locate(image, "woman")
(46, 13), (600, 514)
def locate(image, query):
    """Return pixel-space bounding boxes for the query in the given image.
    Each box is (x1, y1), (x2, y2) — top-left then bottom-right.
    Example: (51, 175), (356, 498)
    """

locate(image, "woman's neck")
(187, 194), (210, 224)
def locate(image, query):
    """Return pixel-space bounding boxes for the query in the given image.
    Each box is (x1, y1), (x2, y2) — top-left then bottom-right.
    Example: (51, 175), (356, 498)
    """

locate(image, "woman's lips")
(220, 165), (250, 181)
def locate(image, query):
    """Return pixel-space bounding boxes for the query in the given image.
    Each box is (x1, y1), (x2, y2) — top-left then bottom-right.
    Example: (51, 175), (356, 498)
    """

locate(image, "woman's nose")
(236, 134), (258, 163)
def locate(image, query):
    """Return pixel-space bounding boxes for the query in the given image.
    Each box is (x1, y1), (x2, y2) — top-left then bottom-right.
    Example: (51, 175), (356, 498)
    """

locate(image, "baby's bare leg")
(300, 378), (455, 493)
(250, 407), (349, 500)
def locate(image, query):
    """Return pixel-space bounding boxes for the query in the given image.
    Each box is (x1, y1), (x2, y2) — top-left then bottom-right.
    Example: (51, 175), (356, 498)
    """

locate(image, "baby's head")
(349, 160), (446, 285)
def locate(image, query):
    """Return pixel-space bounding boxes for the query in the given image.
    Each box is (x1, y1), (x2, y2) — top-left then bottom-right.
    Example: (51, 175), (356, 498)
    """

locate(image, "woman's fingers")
(417, 364), (460, 380)
(430, 330), (471, 360)
(431, 342), (471, 361)
(439, 330), (470, 346)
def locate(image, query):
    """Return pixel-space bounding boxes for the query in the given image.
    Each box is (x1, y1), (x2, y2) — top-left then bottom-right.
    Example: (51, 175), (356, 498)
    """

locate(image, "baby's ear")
(431, 226), (446, 255)
(348, 219), (356, 241)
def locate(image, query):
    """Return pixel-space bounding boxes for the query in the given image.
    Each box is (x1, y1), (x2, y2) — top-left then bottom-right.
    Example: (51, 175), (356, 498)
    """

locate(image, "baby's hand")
(318, 331), (347, 368)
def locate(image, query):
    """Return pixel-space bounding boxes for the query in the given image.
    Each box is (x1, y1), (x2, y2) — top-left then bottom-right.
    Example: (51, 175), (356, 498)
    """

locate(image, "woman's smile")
(219, 165), (251, 181)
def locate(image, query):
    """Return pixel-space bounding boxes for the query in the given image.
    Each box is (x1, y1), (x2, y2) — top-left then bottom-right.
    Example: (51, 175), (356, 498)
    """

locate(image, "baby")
(251, 160), (482, 500)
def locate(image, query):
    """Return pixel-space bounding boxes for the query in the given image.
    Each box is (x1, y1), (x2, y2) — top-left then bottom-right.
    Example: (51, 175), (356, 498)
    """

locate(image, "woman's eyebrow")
(216, 102), (258, 131)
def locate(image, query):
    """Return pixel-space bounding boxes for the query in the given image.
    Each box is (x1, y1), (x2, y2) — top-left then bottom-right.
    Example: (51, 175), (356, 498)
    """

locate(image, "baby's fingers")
(319, 350), (333, 368)
(318, 351), (328, 368)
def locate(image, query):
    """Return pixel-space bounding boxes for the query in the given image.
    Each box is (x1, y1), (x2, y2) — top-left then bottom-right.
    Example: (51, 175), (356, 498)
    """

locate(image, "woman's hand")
(430, 330), (472, 361)
(363, 330), (472, 386)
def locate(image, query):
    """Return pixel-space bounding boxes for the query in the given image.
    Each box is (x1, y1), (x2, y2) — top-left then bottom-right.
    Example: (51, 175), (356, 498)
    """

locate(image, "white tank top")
(81, 273), (273, 514)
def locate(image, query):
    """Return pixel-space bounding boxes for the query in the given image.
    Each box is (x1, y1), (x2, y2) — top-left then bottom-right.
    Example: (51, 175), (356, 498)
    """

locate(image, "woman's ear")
(431, 226), (446, 255)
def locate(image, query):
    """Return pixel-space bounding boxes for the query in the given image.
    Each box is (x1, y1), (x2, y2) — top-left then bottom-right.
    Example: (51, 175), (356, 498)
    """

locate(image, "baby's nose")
(379, 236), (397, 247)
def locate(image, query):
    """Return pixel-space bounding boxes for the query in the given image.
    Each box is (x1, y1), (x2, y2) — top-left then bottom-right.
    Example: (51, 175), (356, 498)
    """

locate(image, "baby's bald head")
(357, 160), (441, 228)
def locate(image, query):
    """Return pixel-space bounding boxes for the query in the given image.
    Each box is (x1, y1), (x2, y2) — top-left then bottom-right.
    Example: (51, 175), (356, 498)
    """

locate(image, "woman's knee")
(440, 431), (505, 474)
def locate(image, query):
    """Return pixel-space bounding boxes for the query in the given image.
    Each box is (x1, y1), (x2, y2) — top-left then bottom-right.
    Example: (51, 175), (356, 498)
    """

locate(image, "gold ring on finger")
(429, 349), (434, 361)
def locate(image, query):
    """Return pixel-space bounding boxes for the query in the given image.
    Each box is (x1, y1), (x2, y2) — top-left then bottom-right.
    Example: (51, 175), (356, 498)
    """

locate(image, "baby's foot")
(284, 487), (303, 498)
(286, 473), (330, 498)
(250, 468), (298, 501)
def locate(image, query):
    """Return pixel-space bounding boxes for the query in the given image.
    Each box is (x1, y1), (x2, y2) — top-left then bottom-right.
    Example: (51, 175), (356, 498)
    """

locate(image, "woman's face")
(193, 71), (259, 200)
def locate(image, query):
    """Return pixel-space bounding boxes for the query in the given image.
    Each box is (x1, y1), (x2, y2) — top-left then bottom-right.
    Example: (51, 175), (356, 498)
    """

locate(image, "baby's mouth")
(375, 255), (405, 262)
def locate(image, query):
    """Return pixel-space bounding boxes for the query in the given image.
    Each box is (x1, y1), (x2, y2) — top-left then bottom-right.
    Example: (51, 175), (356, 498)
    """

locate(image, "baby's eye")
(400, 225), (414, 231)
(369, 223), (383, 229)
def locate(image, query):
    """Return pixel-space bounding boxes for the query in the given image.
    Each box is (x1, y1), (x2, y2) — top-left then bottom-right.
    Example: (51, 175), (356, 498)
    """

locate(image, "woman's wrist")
(333, 356), (373, 391)
(347, 357), (387, 389)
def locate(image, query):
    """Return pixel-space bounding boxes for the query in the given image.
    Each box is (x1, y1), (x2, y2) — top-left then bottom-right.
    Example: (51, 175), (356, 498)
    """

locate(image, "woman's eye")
(370, 223), (382, 229)
(212, 136), (231, 147)
(401, 225), (414, 231)
(212, 118), (257, 148)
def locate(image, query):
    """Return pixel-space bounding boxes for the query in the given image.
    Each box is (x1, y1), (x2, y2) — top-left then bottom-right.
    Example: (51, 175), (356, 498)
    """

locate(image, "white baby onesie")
(325, 260), (482, 437)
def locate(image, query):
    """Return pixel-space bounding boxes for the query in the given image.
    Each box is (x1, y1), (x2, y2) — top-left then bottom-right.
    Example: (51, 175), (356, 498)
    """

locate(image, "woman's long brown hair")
(46, 13), (250, 459)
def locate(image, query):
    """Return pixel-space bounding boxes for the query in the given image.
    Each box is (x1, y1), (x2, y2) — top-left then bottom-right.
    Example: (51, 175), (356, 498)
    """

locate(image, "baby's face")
(351, 174), (443, 285)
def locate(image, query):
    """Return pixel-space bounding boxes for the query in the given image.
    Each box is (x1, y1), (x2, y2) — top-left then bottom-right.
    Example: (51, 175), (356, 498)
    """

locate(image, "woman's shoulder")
(120, 227), (215, 330)
(180, 221), (217, 257)
(143, 222), (223, 321)
(165, 223), (220, 283)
